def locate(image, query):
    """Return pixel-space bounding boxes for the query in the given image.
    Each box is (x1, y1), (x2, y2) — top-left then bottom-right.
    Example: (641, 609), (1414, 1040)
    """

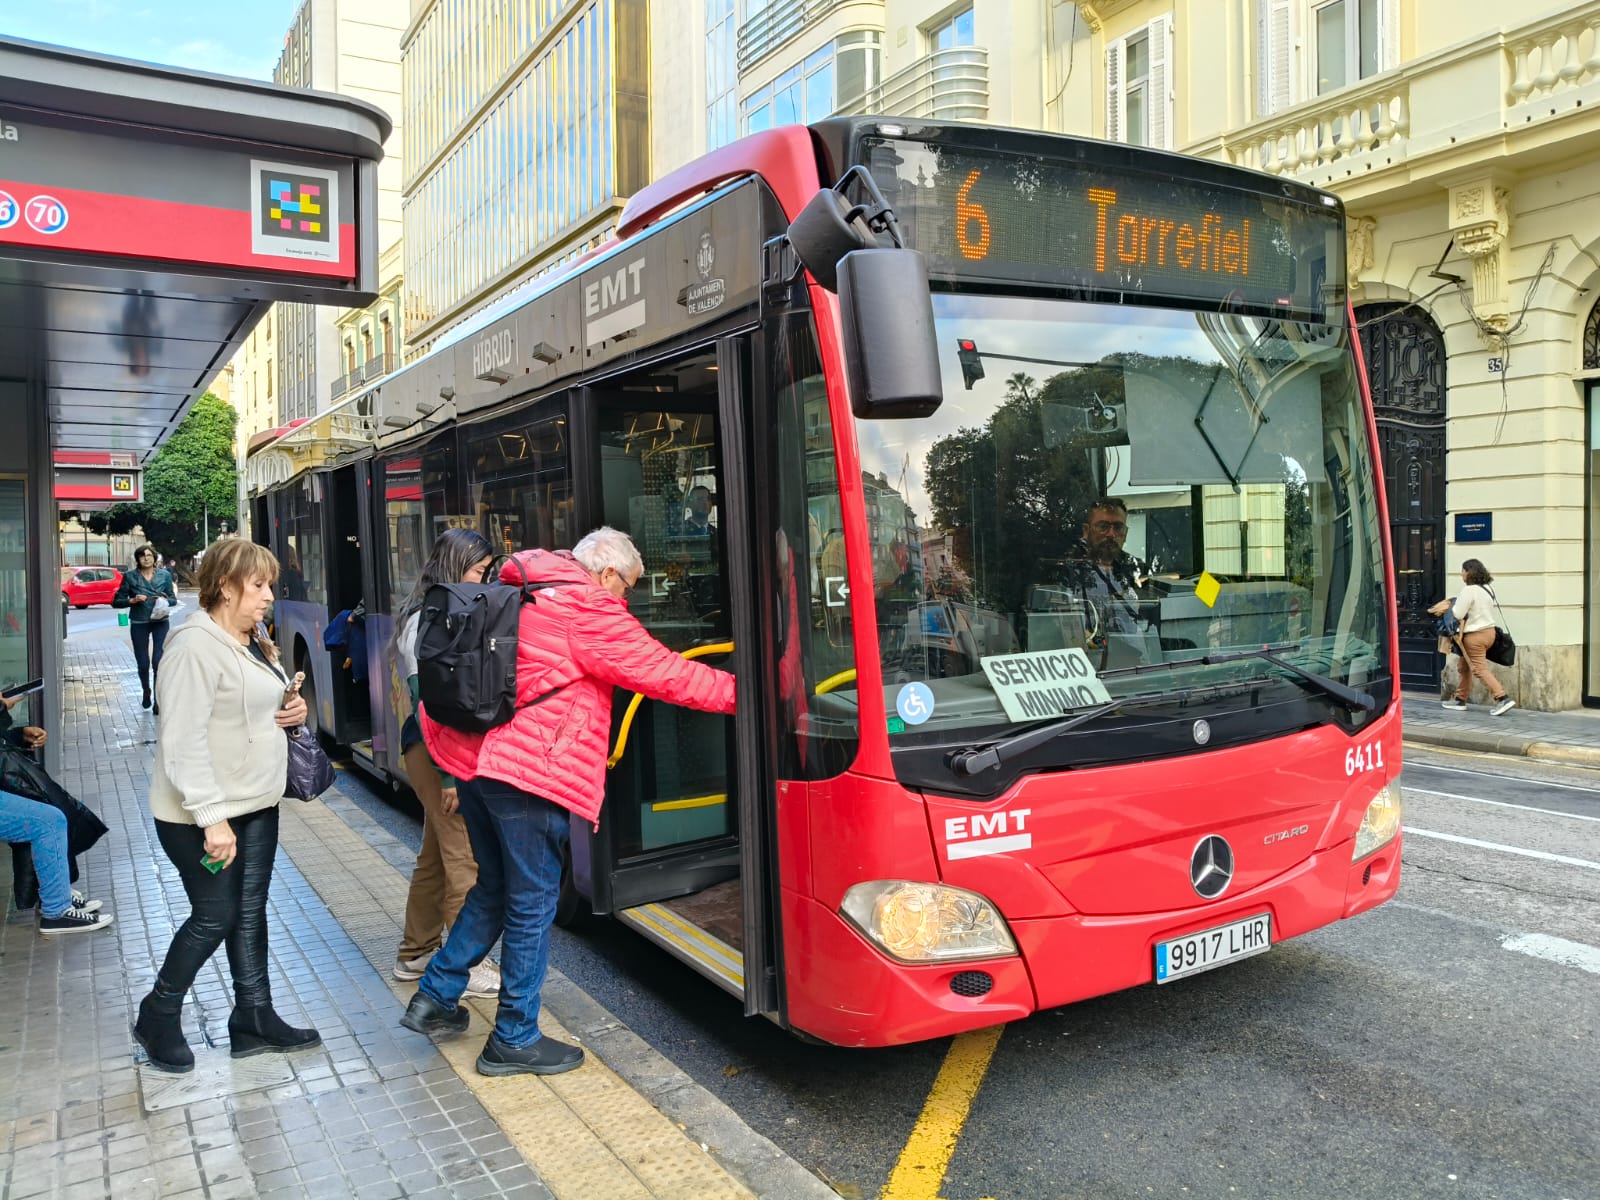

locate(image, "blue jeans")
(418, 776), (569, 1048)
(0, 790), (71, 916)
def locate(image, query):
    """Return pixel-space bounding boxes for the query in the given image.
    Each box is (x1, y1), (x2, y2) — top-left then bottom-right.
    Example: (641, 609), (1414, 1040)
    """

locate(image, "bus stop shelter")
(0, 36), (390, 772)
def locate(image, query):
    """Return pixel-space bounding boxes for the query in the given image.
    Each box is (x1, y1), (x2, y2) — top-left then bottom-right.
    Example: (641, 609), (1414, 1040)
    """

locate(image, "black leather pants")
(153, 806), (280, 1008)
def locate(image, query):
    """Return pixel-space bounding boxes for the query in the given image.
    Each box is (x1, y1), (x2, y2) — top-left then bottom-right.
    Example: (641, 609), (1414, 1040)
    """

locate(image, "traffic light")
(956, 339), (985, 390)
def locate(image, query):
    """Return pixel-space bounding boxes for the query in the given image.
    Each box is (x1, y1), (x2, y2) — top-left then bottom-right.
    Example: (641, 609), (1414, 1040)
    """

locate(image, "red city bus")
(249, 118), (1401, 1047)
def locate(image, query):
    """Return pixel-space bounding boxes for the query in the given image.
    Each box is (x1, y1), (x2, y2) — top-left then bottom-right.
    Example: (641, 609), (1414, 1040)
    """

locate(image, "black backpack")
(415, 569), (573, 734)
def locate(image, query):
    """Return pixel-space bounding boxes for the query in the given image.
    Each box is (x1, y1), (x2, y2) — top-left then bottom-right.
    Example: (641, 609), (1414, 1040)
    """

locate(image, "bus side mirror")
(788, 188), (873, 293)
(837, 249), (944, 419)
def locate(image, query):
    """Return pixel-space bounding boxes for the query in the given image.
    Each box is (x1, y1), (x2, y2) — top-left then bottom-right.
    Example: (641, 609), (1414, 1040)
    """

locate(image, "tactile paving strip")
(277, 794), (756, 1200)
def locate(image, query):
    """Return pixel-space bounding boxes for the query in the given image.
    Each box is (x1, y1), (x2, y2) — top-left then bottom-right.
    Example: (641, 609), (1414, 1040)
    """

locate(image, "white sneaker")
(464, 960), (501, 999)
(1490, 697), (1516, 716)
(1441, 699), (1467, 710)
(392, 952), (434, 982)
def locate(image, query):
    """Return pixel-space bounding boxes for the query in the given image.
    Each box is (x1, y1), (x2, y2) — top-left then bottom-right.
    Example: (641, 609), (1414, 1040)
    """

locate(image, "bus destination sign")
(864, 138), (1338, 322)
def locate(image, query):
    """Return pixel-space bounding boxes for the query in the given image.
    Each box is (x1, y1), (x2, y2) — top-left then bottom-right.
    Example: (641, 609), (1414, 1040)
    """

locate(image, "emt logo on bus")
(584, 256), (646, 344)
(1086, 188), (1250, 277)
(945, 808), (1032, 860)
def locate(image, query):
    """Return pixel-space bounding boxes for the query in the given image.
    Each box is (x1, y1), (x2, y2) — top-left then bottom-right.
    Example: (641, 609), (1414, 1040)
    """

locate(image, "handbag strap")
(1483, 585), (1512, 634)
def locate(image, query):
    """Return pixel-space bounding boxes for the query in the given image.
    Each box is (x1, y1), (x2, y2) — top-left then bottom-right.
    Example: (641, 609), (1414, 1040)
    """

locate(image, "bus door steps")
(617, 881), (744, 999)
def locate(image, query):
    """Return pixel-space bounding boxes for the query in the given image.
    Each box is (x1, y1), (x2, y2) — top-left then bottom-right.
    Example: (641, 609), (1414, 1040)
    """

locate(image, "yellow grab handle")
(814, 668), (857, 696)
(607, 641), (734, 768)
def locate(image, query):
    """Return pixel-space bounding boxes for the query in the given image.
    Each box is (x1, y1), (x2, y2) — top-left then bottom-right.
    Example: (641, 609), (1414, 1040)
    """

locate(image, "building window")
(928, 7), (975, 52)
(744, 33), (880, 132)
(362, 327), (374, 363)
(1314, 0), (1378, 94)
(1258, 0), (1397, 116)
(1106, 17), (1172, 149)
(706, 0), (738, 150)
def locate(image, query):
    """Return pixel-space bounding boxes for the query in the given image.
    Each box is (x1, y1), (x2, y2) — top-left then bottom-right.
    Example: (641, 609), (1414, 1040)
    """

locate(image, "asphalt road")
(331, 737), (1600, 1200)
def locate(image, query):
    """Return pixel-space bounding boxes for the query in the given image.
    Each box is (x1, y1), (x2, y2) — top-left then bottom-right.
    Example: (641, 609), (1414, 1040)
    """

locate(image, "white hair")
(573, 526), (642, 578)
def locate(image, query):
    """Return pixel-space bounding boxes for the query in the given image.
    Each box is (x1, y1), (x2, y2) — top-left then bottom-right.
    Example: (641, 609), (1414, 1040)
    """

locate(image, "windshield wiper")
(1126, 649), (1376, 713)
(948, 700), (1122, 776)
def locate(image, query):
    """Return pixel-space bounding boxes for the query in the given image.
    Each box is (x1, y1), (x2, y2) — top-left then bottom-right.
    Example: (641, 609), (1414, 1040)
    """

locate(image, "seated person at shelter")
(1061, 497), (1159, 663)
(0, 696), (113, 935)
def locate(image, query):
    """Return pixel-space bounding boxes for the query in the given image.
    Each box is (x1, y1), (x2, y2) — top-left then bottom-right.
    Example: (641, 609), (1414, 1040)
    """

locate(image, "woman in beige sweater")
(132, 540), (320, 1073)
(1430, 558), (1514, 716)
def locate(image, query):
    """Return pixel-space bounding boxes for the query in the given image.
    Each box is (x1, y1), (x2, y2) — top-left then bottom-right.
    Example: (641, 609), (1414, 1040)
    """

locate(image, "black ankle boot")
(228, 1005), (322, 1058)
(133, 986), (194, 1073)
(141, 684), (152, 709)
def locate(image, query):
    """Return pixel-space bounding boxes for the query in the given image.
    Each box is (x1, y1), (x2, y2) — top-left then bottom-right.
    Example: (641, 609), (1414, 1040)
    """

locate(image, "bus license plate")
(1155, 913), (1271, 984)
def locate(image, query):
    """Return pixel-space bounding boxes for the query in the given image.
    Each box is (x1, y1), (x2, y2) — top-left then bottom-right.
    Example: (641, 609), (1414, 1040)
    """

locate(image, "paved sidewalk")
(1401, 691), (1600, 766)
(0, 621), (825, 1199)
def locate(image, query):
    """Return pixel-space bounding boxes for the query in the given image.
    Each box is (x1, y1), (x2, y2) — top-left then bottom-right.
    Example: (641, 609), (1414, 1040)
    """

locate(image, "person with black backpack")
(399, 527), (736, 1077)
(390, 529), (501, 1000)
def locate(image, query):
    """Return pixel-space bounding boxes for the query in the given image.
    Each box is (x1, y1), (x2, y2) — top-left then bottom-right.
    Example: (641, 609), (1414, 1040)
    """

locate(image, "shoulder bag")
(1484, 586), (1516, 667)
(267, 657), (336, 801)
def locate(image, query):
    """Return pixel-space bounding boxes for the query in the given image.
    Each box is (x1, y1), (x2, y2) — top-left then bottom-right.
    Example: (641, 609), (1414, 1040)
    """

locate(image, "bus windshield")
(851, 293), (1389, 769)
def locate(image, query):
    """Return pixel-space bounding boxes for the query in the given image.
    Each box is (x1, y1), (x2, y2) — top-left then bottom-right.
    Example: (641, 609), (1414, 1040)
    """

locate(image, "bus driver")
(1061, 497), (1159, 666)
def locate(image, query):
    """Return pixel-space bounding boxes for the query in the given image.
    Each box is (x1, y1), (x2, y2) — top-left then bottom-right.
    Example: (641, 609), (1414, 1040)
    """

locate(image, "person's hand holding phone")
(276, 672), (308, 729)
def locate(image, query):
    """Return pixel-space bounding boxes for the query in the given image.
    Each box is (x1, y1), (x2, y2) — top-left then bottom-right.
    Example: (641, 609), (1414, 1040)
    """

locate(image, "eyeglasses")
(1090, 520), (1127, 534)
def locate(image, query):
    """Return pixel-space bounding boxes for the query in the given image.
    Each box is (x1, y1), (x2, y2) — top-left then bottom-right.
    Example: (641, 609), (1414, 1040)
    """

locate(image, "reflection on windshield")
(854, 294), (1387, 740)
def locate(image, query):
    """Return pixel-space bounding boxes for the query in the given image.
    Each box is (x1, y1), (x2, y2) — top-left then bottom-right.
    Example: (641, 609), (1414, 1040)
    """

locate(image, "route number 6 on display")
(1344, 741), (1385, 777)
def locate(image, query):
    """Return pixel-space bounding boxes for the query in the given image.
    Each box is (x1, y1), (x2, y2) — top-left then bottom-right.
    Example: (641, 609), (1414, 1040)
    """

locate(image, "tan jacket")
(149, 610), (288, 828)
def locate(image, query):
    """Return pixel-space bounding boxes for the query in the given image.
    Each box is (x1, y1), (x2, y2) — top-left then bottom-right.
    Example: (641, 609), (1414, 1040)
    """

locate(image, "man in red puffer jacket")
(400, 527), (736, 1076)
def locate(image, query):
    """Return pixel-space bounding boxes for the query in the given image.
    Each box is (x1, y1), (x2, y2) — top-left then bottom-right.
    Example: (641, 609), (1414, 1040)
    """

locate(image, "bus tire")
(553, 844), (587, 929)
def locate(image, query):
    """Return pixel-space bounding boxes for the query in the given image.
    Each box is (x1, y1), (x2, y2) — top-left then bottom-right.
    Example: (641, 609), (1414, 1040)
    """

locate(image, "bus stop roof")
(0, 36), (391, 462)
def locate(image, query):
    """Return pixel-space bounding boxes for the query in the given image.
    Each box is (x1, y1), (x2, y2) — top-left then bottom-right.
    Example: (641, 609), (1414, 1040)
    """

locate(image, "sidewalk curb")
(1403, 726), (1600, 767)
(540, 974), (840, 1200)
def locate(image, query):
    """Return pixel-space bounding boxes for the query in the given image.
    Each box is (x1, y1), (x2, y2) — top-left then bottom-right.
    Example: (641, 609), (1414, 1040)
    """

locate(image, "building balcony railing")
(360, 353), (397, 384)
(330, 371), (356, 401)
(1210, 5), (1600, 193)
(737, 0), (849, 76)
(835, 47), (988, 123)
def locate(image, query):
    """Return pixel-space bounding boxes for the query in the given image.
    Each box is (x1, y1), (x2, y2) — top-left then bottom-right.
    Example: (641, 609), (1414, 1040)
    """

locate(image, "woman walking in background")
(1431, 558), (1515, 716)
(391, 528), (500, 999)
(132, 539), (320, 1073)
(114, 544), (178, 712)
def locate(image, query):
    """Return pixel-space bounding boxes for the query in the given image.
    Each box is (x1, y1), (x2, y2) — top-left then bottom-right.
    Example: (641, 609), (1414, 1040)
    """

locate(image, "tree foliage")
(60, 394), (238, 558)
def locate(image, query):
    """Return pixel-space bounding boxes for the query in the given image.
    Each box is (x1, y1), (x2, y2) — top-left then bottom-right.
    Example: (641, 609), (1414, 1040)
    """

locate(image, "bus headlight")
(1352, 783), (1402, 861)
(839, 881), (1017, 963)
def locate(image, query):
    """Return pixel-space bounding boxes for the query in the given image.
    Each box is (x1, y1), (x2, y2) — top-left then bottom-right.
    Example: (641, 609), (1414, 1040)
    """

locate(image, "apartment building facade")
(647, 0), (1600, 709)
(399, 0), (648, 355)
(271, 0), (406, 422)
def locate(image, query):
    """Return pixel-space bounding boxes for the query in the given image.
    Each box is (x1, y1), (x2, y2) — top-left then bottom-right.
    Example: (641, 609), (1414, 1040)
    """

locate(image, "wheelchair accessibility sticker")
(896, 682), (935, 726)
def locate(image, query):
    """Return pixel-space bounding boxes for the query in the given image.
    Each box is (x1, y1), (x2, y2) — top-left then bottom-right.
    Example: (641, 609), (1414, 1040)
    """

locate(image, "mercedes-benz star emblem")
(1190, 835), (1234, 899)
(1192, 719), (1212, 745)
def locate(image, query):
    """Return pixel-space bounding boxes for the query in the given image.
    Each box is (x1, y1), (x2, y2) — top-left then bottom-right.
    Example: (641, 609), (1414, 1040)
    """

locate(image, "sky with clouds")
(2, 0), (306, 81)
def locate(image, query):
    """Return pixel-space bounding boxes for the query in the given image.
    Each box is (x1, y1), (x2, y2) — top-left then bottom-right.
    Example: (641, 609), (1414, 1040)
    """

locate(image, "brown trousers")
(397, 741), (479, 961)
(1455, 628), (1504, 703)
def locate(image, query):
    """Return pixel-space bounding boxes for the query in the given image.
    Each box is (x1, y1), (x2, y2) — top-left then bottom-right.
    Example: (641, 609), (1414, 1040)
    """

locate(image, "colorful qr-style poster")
(250, 159), (339, 264)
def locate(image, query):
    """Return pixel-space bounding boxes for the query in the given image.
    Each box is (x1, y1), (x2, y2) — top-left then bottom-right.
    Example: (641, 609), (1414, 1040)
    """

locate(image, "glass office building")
(402, 0), (647, 352)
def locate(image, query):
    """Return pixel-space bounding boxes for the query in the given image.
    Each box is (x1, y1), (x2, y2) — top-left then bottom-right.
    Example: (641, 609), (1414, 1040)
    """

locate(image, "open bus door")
(319, 463), (373, 751)
(574, 339), (781, 1020)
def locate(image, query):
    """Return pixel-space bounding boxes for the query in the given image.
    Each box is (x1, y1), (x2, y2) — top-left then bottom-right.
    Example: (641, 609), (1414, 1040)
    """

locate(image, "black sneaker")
(40, 906), (114, 935)
(69, 890), (103, 914)
(476, 1033), (583, 1077)
(399, 991), (470, 1036)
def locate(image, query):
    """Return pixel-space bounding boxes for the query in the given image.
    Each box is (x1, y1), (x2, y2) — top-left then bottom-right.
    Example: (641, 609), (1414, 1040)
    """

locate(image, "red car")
(61, 566), (123, 608)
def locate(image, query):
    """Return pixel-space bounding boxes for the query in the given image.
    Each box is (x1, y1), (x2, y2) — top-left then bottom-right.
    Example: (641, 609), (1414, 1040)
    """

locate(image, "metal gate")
(1358, 303), (1447, 690)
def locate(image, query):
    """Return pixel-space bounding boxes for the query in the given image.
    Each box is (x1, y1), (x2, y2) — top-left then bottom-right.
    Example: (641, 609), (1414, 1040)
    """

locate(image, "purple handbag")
(284, 726), (335, 801)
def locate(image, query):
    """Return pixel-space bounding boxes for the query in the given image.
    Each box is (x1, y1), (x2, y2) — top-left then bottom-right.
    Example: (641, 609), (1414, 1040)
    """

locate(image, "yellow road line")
(880, 1025), (1004, 1200)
